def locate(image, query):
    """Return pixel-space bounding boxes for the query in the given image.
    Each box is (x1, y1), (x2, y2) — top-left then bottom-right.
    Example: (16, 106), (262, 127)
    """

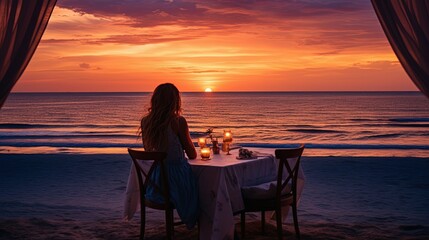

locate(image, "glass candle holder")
(223, 130), (232, 143)
(198, 137), (207, 148)
(223, 130), (233, 155)
(222, 142), (228, 152)
(200, 147), (211, 160)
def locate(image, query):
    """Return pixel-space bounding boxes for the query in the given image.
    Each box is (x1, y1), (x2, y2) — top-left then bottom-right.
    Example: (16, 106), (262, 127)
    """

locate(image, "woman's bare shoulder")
(177, 116), (189, 126)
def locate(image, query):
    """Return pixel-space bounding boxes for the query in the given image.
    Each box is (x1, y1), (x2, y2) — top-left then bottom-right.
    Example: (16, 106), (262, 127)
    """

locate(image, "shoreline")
(2, 146), (429, 158)
(1, 153), (428, 239)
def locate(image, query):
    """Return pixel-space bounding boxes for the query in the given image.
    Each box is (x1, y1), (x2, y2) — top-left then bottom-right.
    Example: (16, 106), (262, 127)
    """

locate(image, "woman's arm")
(177, 116), (197, 159)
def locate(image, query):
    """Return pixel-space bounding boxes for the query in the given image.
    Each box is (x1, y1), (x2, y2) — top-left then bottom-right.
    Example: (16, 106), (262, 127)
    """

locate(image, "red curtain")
(372, 0), (429, 99)
(0, 0), (56, 108)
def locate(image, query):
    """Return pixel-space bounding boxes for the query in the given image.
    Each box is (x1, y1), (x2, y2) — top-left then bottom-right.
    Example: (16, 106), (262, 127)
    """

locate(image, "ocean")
(1, 91), (429, 157)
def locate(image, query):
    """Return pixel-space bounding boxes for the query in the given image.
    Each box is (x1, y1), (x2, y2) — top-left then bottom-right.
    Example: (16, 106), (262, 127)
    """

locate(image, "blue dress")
(145, 127), (199, 229)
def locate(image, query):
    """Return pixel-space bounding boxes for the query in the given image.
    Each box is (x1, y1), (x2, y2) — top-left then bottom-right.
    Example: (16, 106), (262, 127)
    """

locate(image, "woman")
(140, 83), (198, 229)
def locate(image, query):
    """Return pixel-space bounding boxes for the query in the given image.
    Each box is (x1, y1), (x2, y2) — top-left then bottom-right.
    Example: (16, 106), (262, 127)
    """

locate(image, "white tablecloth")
(123, 148), (305, 240)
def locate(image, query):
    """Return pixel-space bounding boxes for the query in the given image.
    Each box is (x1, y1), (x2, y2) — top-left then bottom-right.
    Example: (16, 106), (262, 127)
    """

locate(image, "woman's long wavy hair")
(140, 83), (182, 151)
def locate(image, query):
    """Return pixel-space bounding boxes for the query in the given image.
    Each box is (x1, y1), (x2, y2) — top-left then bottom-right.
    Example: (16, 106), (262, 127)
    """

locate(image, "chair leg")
(241, 212), (245, 239)
(261, 210), (265, 234)
(166, 210), (173, 240)
(140, 205), (146, 240)
(171, 210), (175, 239)
(292, 204), (300, 240)
(197, 219), (200, 240)
(275, 208), (283, 240)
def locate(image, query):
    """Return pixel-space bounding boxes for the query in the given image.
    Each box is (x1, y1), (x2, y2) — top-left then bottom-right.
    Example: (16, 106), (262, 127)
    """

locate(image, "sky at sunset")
(14, 0), (418, 92)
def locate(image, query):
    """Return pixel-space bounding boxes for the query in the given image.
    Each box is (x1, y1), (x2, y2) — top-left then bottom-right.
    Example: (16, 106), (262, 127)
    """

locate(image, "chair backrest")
(274, 144), (305, 201)
(128, 148), (169, 206)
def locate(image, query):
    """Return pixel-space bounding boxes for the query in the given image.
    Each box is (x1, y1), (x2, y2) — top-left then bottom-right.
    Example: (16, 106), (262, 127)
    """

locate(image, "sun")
(204, 88), (213, 92)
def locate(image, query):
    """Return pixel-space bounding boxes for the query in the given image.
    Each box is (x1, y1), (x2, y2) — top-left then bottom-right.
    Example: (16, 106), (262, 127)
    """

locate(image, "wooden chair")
(128, 148), (182, 240)
(240, 144), (305, 240)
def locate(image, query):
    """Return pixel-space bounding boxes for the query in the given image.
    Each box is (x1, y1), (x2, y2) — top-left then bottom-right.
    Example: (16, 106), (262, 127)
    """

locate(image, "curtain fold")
(371, 0), (429, 99)
(0, 0), (56, 108)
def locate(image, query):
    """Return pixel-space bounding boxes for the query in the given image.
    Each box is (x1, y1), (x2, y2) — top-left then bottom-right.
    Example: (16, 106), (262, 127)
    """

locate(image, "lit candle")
(223, 130), (232, 142)
(198, 137), (207, 148)
(200, 147), (211, 160)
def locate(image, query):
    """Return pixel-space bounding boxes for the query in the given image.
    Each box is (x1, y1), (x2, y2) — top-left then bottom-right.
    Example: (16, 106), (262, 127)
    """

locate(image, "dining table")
(123, 147), (305, 240)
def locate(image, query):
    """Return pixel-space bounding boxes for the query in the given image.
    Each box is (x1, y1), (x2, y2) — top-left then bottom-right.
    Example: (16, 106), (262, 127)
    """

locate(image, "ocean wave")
(350, 118), (384, 122)
(189, 131), (209, 137)
(353, 122), (429, 128)
(387, 123), (429, 128)
(0, 134), (137, 139)
(389, 117), (429, 123)
(291, 124), (323, 128)
(358, 133), (403, 139)
(0, 142), (142, 148)
(240, 143), (429, 150)
(0, 123), (134, 129)
(2, 141), (429, 150)
(287, 129), (344, 133)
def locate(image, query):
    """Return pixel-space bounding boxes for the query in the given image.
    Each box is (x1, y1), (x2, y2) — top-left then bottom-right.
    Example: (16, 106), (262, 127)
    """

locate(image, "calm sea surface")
(1, 92), (429, 157)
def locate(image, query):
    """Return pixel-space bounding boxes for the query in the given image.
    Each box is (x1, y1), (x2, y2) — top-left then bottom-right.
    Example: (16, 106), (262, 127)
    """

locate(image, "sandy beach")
(1, 153), (428, 239)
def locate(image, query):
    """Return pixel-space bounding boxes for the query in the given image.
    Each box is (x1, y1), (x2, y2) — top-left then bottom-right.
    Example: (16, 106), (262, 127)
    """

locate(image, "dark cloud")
(315, 50), (341, 55)
(42, 38), (80, 44)
(204, 0), (370, 19)
(78, 62), (102, 70)
(57, 0), (371, 28)
(353, 61), (400, 69)
(168, 67), (226, 73)
(42, 33), (197, 45)
(57, 0), (252, 28)
(90, 34), (195, 45)
(79, 63), (91, 68)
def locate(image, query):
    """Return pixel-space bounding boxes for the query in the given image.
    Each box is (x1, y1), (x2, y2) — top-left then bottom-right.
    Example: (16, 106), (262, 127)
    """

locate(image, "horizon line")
(10, 90), (421, 94)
